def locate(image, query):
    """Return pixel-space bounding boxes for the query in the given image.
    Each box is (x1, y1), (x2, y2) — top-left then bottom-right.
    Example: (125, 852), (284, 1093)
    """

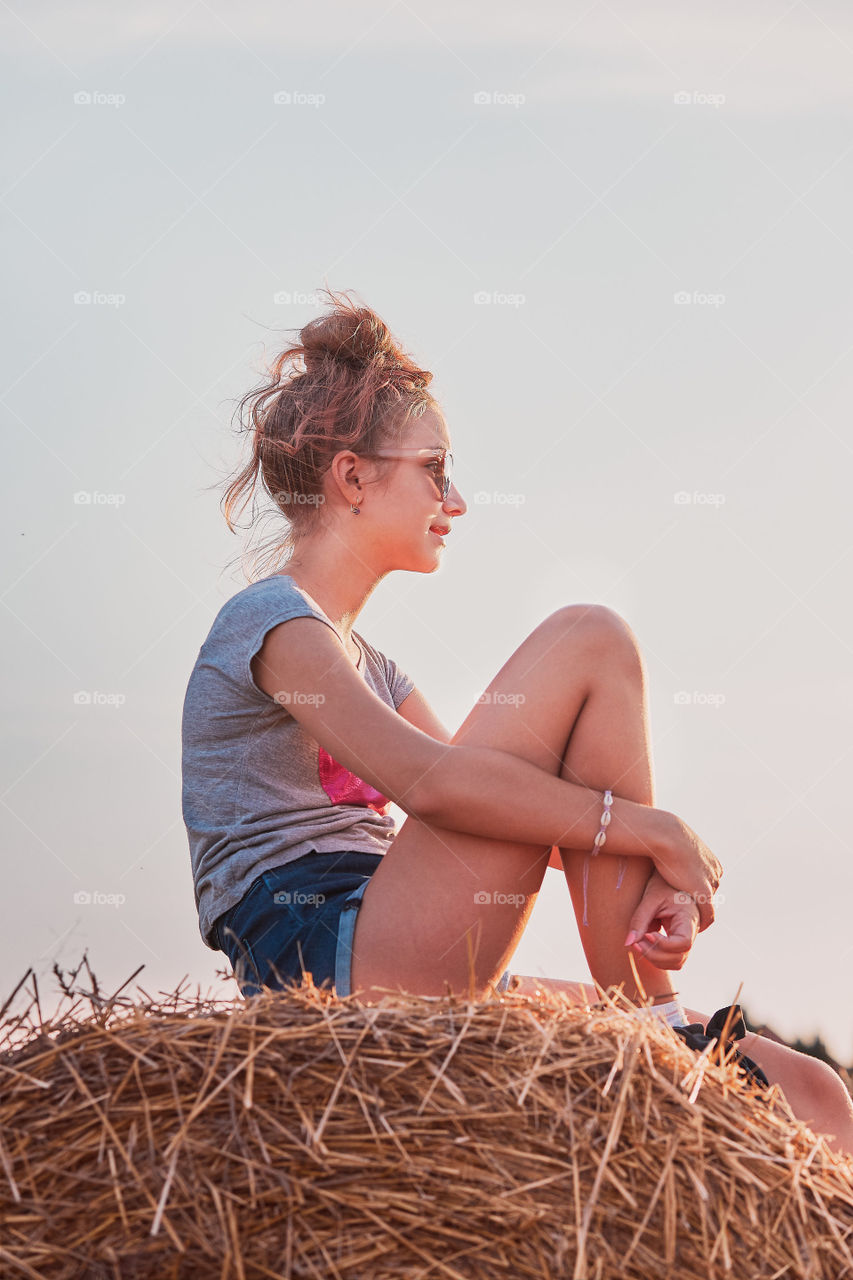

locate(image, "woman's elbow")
(395, 747), (452, 823)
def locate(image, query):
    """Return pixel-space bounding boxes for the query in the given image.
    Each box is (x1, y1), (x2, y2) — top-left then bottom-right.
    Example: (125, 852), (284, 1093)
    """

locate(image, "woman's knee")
(745, 1036), (847, 1110)
(543, 604), (645, 678)
(795, 1055), (853, 1114)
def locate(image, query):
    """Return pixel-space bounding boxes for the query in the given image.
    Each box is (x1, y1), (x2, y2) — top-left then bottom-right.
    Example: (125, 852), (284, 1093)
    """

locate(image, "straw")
(0, 954), (851, 1279)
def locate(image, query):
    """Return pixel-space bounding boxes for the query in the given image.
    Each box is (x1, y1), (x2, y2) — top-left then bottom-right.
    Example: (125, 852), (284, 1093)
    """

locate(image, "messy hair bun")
(302, 307), (400, 374)
(219, 287), (437, 580)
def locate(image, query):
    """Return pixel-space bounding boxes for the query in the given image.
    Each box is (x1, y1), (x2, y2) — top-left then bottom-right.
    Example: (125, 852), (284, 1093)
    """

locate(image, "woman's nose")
(444, 483), (466, 517)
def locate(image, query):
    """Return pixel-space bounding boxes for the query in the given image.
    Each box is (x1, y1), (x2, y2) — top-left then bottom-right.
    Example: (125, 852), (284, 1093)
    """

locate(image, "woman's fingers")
(634, 927), (691, 952)
(625, 872), (700, 969)
(658, 817), (722, 932)
(629, 928), (692, 967)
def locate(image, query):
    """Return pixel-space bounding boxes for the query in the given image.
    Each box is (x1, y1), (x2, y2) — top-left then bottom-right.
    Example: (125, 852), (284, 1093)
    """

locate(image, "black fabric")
(672, 1004), (771, 1090)
(589, 1001), (772, 1091)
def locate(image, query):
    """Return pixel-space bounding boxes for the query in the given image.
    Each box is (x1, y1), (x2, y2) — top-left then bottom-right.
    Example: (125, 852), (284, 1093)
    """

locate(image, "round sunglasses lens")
(442, 453), (453, 497)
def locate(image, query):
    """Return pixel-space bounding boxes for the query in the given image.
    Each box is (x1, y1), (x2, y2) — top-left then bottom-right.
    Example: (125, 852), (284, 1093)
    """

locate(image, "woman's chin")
(392, 540), (446, 574)
(413, 550), (444, 574)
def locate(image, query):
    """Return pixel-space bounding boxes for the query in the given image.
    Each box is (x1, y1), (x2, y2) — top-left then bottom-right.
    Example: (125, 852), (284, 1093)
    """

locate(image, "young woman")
(181, 288), (853, 1159)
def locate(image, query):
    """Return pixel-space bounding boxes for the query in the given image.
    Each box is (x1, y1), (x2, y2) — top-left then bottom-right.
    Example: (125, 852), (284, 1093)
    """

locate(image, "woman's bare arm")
(397, 686), (565, 870)
(252, 616), (720, 924)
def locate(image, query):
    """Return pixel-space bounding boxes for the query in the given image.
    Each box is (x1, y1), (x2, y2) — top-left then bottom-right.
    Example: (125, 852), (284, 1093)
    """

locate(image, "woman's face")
(360, 407), (467, 574)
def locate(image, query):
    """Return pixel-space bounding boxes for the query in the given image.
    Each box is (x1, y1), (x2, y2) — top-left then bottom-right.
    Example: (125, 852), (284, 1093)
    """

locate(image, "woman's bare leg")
(682, 1004), (853, 1160)
(350, 601), (853, 1156)
(505, 986), (853, 1159)
(554, 619), (677, 1005)
(350, 605), (653, 999)
(350, 605), (679, 1001)
(548, 636), (853, 1159)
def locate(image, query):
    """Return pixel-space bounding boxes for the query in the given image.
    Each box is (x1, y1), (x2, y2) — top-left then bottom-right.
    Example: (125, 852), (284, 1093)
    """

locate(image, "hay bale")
(1, 960), (852, 1279)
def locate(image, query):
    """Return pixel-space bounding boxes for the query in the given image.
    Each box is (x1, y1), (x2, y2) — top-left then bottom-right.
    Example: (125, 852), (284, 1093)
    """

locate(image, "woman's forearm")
(414, 743), (677, 863)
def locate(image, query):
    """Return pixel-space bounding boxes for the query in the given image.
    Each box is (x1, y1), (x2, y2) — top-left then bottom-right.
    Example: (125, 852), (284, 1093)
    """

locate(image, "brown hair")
(219, 287), (437, 581)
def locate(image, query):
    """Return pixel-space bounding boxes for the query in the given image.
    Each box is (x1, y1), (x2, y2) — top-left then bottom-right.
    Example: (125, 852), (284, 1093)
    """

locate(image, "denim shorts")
(213, 849), (514, 999)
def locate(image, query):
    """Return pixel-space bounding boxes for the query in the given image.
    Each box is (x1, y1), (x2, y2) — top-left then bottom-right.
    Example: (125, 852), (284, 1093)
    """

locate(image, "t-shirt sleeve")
(207, 580), (344, 704)
(380, 651), (416, 710)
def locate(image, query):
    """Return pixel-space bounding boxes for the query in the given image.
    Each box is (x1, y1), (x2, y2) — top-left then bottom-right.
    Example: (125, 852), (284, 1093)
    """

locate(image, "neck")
(281, 545), (386, 643)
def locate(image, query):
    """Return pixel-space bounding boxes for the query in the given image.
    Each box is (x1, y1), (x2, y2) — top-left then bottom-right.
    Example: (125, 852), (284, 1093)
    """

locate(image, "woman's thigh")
(349, 605), (637, 1001)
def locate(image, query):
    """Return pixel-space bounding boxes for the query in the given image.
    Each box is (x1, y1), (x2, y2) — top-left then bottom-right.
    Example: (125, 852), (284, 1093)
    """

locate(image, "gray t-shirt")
(181, 573), (415, 949)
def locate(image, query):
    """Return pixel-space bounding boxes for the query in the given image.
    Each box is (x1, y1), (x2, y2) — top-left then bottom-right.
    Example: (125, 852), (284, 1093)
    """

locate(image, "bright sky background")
(3, 2), (852, 1059)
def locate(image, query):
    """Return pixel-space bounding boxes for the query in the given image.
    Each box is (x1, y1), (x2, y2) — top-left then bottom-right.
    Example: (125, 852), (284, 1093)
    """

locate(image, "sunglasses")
(365, 448), (454, 502)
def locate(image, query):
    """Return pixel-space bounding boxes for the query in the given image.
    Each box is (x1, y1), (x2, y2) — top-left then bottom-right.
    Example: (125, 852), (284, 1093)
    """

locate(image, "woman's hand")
(652, 814), (722, 932)
(624, 869), (701, 970)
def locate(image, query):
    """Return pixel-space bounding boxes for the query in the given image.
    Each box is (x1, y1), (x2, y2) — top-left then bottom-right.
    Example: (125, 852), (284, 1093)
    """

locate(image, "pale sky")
(2, 1), (852, 1059)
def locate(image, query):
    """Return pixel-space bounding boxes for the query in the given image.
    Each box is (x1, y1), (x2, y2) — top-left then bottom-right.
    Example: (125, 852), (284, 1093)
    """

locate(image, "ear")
(328, 450), (364, 506)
